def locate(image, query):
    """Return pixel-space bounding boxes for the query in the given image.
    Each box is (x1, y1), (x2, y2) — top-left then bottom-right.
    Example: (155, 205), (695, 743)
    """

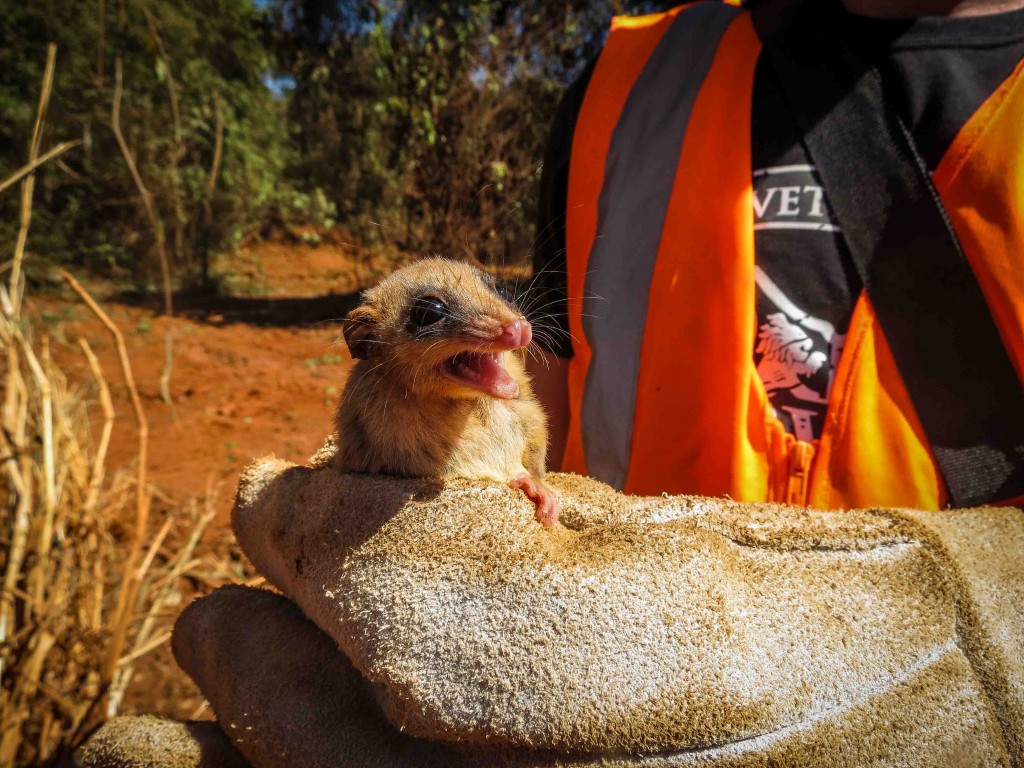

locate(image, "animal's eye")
(493, 281), (515, 305)
(409, 296), (448, 327)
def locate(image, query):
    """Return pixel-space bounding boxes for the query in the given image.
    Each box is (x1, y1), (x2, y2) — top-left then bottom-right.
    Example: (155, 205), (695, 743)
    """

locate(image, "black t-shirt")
(531, 3), (1024, 441)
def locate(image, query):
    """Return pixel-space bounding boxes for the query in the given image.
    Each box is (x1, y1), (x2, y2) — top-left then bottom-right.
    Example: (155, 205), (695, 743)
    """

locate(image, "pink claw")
(510, 473), (560, 528)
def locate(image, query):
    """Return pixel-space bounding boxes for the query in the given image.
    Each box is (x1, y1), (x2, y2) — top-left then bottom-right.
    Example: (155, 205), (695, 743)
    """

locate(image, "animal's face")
(343, 259), (532, 400)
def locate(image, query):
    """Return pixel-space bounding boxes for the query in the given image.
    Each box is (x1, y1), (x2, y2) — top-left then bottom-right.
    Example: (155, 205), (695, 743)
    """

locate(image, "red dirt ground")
(29, 234), (390, 523)
(45, 311), (350, 521)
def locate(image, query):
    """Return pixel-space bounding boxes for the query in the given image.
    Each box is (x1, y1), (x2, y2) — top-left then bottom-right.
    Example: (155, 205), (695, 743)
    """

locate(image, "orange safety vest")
(562, 2), (1024, 509)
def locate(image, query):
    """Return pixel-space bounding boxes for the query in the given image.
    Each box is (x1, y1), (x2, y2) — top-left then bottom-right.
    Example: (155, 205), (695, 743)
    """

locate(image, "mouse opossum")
(334, 258), (558, 527)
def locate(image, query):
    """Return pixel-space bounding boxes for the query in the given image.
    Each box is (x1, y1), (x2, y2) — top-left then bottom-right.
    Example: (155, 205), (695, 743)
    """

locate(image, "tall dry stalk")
(59, 270), (150, 707)
(0, 284), (219, 767)
(9, 44), (56, 315)
(0, 141), (81, 198)
(0, 51), (221, 768)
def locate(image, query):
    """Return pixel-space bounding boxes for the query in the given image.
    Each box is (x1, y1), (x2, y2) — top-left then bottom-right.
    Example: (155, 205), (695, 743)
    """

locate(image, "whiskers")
(505, 258), (605, 364)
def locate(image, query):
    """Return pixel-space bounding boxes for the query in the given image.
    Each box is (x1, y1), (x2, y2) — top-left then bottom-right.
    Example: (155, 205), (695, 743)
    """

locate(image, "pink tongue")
(449, 353), (519, 399)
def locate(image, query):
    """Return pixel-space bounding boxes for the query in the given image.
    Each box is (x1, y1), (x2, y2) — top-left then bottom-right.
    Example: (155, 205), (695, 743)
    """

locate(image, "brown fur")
(334, 258), (549, 488)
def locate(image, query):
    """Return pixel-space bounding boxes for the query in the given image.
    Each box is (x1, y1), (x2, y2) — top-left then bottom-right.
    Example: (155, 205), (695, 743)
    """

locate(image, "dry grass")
(0, 281), (224, 766)
(0, 46), (227, 768)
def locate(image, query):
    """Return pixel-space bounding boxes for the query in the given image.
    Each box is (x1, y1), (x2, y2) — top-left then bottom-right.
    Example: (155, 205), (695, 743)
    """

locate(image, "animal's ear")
(343, 306), (380, 360)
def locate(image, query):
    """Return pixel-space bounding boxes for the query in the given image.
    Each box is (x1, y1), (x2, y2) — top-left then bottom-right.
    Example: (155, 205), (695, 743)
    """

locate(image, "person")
(527, 0), (1024, 510)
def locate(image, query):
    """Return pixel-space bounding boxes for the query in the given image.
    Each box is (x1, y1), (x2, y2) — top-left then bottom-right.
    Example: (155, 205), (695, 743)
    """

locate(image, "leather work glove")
(81, 450), (1024, 767)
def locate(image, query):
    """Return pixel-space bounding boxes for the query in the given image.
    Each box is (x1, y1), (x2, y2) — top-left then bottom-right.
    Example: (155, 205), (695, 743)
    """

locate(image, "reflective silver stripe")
(581, 3), (741, 489)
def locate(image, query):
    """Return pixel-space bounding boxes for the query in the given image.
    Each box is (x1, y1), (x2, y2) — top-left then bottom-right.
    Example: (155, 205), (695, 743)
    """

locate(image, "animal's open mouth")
(441, 351), (520, 399)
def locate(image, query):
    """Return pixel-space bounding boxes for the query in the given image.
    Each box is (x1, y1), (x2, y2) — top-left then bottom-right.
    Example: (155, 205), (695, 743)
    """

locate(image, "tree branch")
(111, 56), (174, 404)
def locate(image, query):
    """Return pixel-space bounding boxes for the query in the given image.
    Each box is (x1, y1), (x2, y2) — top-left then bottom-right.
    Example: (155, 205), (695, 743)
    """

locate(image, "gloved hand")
(82, 450), (1024, 768)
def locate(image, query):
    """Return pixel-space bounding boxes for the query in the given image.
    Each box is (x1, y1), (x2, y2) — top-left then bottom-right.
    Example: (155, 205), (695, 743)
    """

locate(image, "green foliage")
(268, 0), (659, 264)
(261, 187), (338, 231)
(1, 0), (667, 284)
(0, 0), (289, 286)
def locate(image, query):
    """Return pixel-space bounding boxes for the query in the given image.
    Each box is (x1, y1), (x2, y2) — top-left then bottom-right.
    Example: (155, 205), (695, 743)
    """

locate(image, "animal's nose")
(495, 319), (532, 349)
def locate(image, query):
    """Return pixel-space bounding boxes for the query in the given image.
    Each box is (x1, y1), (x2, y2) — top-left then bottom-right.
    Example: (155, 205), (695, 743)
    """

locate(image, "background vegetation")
(1, 0), (661, 290)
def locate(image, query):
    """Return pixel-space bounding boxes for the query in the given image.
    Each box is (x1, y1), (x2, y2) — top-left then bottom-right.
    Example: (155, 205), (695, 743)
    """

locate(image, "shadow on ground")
(115, 289), (363, 328)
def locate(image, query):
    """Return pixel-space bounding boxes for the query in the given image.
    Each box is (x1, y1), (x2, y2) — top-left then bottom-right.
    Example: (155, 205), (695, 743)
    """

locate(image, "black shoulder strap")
(751, 0), (1024, 507)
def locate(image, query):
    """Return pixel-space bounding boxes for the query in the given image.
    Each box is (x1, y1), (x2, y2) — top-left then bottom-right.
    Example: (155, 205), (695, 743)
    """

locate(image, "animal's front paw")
(510, 473), (560, 528)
